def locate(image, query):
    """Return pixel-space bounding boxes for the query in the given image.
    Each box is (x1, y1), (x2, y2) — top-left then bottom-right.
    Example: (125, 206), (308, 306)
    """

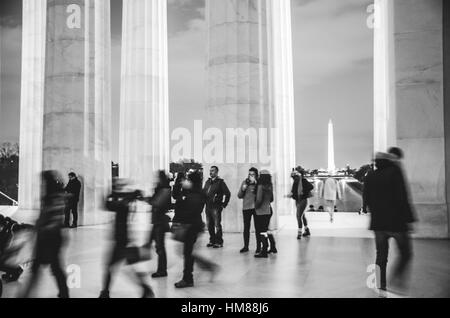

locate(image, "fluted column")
(119, 0), (169, 194)
(206, 0), (296, 232)
(18, 0), (47, 211)
(43, 0), (112, 225)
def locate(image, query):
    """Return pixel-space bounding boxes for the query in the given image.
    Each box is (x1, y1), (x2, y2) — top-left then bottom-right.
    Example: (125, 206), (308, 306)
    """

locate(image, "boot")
(267, 234), (277, 254)
(255, 234), (268, 258)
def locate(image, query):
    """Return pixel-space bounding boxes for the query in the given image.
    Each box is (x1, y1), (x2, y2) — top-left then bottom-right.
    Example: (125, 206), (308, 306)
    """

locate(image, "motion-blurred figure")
(321, 177), (342, 223)
(99, 178), (154, 298)
(64, 172), (81, 228)
(19, 170), (69, 298)
(172, 170), (218, 288)
(363, 152), (416, 297)
(146, 171), (172, 278)
(254, 170), (276, 258)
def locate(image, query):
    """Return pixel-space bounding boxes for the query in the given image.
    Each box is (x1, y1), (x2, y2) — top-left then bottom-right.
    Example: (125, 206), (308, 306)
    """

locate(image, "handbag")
(125, 245), (152, 265)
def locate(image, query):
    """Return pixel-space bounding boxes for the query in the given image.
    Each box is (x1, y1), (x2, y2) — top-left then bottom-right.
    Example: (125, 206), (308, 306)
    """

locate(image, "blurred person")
(287, 168), (313, 239)
(321, 177), (342, 223)
(64, 172), (81, 228)
(203, 166), (231, 248)
(99, 179), (154, 298)
(173, 171), (218, 288)
(19, 171), (69, 298)
(363, 152), (416, 297)
(254, 170), (275, 258)
(146, 171), (172, 278)
(237, 167), (260, 253)
(360, 163), (375, 215)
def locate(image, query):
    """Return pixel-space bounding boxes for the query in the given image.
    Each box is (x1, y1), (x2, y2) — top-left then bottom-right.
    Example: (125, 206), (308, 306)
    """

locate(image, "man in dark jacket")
(203, 166), (231, 248)
(64, 172), (81, 228)
(363, 152), (416, 295)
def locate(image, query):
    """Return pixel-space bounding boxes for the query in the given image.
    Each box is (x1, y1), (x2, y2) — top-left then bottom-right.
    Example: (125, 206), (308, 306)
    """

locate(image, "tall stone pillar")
(378, 0), (448, 238)
(373, 0), (396, 152)
(43, 0), (112, 225)
(119, 0), (170, 194)
(18, 0), (47, 211)
(206, 0), (296, 232)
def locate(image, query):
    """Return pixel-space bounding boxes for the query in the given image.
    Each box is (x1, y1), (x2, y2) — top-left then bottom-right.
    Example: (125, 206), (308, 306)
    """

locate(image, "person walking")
(19, 171), (69, 298)
(237, 167), (260, 253)
(322, 177), (341, 223)
(146, 171), (172, 278)
(64, 172), (81, 228)
(203, 166), (231, 248)
(288, 168), (313, 239)
(254, 170), (275, 258)
(363, 152), (416, 297)
(99, 179), (154, 298)
(173, 171), (218, 288)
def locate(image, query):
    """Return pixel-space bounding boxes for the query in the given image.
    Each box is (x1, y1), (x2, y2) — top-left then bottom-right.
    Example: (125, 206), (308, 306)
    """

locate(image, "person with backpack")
(288, 167), (313, 239)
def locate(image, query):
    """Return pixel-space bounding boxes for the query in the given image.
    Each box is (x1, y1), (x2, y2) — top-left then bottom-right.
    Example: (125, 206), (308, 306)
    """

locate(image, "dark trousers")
(242, 209), (259, 249)
(64, 199), (78, 226)
(254, 214), (272, 254)
(21, 255), (69, 298)
(296, 199), (308, 229)
(205, 206), (223, 245)
(183, 225), (214, 283)
(149, 224), (167, 273)
(374, 231), (413, 290)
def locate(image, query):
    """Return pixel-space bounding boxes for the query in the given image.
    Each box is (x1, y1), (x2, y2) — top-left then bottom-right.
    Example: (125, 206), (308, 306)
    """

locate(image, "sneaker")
(151, 272), (168, 278)
(174, 280), (194, 289)
(213, 244), (223, 249)
(303, 228), (311, 237)
(240, 247), (249, 253)
(4, 267), (24, 282)
(297, 234), (302, 240)
(99, 290), (110, 298)
(254, 253), (268, 258)
(206, 243), (215, 248)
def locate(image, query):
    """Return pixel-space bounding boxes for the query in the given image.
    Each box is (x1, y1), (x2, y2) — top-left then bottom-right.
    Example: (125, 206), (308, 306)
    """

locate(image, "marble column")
(119, 0), (170, 194)
(373, 0), (396, 152)
(206, 0), (296, 232)
(18, 0), (47, 211)
(43, 0), (112, 225)
(389, 0), (447, 238)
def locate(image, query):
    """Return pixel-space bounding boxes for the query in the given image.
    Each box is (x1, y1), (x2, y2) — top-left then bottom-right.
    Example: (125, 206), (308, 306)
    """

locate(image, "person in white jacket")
(322, 177), (342, 223)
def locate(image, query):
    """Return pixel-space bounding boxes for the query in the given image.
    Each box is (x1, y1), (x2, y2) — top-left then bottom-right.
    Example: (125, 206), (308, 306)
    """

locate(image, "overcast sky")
(0, 0), (373, 169)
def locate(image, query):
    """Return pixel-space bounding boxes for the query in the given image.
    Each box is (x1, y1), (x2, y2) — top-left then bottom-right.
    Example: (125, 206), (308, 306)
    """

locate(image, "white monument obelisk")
(328, 120), (336, 174)
(119, 0), (169, 194)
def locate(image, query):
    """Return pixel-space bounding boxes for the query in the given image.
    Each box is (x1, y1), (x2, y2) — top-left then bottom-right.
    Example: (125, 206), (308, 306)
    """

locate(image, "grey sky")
(0, 0), (374, 170)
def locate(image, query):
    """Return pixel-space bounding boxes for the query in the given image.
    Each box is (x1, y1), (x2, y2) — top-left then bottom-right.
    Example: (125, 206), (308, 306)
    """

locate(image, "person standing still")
(237, 168), (259, 253)
(203, 166), (231, 248)
(64, 172), (81, 228)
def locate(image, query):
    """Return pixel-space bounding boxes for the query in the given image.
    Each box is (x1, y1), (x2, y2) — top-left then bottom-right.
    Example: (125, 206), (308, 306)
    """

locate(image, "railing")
(0, 190), (18, 206)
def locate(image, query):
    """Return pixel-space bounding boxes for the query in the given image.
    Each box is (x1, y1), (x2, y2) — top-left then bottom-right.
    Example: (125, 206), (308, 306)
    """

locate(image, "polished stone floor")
(2, 213), (449, 298)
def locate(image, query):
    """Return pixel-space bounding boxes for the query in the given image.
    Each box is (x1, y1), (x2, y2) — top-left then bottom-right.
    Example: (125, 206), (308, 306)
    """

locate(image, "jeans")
(205, 206), (223, 245)
(296, 199), (308, 229)
(242, 209), (259, 249)
(149, 223), (167, 273)
(254, 214), (272, 254)
(64, 199), (78, 226)
(374, 231), (413, 290)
